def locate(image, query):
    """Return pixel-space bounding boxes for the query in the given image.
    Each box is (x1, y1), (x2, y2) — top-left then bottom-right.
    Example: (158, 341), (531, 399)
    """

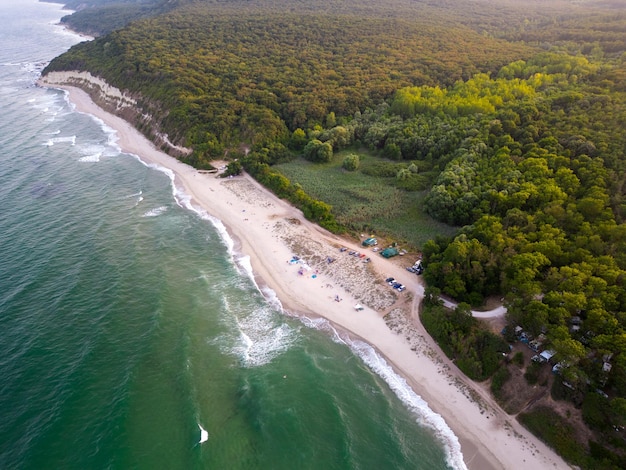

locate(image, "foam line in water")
(240, 307), (296, 367)
(43, 135), (76, 146)
(260, 285), (284, 312)
(131, 157), (237, 258)
(234, 254), (258, 288)
(301, 316), (467, 470)
(213, 300), (298, 369)
(125, 190), (143, 199)
(78, 153), (101, 163)
(142, 206), (167, 217)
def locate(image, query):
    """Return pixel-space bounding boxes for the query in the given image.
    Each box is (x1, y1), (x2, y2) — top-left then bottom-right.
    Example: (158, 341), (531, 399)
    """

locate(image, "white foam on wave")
(77, 142), (111, 162)
(142, 206), (167, 217)
(52, 22), (89, 41)
(125, 190), (143, 199)
(59, 93), (120, 155)
(210, 291), (297, 368)
(32, 94), (65, 117)
(232, 306), (298, 368)
(100, 123), (120, 152)
(124, 190), (144, 207)
(260, 285), (284, 312)
(234, 254), (258, 288)
(78, 153), (101, 163)
(44, 135), (76, 146)
(301, 315), (467, 470)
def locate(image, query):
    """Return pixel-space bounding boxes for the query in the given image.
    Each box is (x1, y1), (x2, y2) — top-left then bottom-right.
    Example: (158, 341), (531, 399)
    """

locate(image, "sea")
(0, 2), (463, 469)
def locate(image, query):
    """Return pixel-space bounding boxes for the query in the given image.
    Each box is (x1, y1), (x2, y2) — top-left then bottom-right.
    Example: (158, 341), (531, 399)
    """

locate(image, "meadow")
(275, 150), (456, 247)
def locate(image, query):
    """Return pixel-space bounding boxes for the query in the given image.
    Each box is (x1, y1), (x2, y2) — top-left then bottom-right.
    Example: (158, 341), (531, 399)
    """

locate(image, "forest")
(43, 0), (626, 467)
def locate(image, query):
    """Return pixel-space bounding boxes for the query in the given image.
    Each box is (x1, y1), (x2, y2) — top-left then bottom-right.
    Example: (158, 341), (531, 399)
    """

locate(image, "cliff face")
(39, 71), (191, 157)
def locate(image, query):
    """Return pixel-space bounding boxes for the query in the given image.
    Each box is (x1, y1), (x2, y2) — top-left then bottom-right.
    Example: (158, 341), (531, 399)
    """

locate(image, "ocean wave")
(124, 190), (143, 199)
(301, 316), (467, 470)
(43, 135), (75, 146)
(233, 306), (298, 368)
(208, 289), (297, 369)
(124, 190), (144, 207)
(142, 206), (167, 217)
(234, 254), (258, 288)
(78, 153), (101, 163)
(260, 285), (284, 312)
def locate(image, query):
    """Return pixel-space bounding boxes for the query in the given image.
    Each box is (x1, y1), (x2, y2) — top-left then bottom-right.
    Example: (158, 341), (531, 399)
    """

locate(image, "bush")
(519, 407), (588, 467)
(421, 301), (507, 381)
(304, 139), (334, 163)
(525, 361), (541, 385)
(342, 153), (360, 171)
(396, 168), (411, 181)
(582, 392), (609, 431)
(222, 160), (242, 177)
(491, 366), (511, 398)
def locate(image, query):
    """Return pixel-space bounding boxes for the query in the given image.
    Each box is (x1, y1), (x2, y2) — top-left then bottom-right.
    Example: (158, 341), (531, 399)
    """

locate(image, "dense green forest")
(43, 0), (626, 467)
(48, 0), (182, 37)
(45, 1), (534, 158)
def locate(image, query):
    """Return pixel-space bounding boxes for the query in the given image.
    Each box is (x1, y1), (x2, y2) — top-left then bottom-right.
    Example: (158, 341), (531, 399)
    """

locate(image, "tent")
(381, 247), (399, 258)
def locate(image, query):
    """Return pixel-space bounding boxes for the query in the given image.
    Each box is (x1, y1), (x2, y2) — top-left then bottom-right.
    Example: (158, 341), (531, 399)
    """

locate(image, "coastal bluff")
(39, 70), (191, 158)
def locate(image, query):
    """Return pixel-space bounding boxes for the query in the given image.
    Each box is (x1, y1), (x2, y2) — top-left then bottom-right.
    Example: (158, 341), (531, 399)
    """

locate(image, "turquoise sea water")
(0, 2), (461, 469)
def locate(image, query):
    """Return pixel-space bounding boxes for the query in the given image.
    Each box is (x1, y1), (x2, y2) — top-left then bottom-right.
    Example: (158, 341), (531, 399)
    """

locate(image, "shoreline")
(38, 74), (572, 470)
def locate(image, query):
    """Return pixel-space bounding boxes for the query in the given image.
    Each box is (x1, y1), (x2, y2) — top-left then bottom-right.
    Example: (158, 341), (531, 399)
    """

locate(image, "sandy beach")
(39, 72), (571, 470)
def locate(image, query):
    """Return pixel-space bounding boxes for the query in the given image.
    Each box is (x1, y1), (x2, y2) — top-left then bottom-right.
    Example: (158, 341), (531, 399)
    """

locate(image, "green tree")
(317, 141), (333, 163)
(342, 153), (360, 171)
(222, 160), (242, 177)
(290, 128), (307, 150)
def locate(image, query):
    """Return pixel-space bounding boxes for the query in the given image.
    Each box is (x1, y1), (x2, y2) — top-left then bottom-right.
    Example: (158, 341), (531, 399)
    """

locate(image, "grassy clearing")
(274, 150), (456, 248)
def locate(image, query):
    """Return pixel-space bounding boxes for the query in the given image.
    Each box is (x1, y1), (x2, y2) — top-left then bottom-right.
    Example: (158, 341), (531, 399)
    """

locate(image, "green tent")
(381, 247), (399, 258)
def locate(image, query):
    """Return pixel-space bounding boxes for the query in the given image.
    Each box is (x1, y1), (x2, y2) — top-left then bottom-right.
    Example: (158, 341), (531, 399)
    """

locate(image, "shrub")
(221, 161), (242, 177)
(519, 407), (588, 467)
(525, 361), (541, 385)
(396, 168), (411, 181)
(491, 366), (511, 398)
(342, 153), (360, 171)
